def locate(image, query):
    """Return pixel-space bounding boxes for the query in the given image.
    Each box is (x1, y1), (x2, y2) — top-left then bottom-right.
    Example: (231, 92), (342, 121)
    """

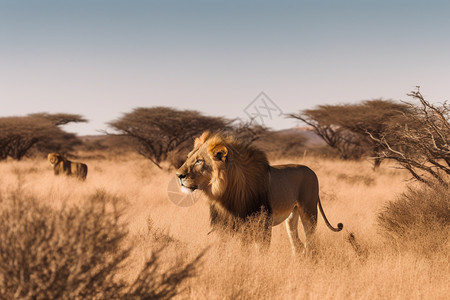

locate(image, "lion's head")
(176, 131), (271, 220)
(48, 153), (63, 166)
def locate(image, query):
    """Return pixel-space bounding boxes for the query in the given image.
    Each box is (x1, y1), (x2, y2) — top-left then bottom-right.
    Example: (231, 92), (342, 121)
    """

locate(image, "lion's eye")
(195, 160), (203, 166)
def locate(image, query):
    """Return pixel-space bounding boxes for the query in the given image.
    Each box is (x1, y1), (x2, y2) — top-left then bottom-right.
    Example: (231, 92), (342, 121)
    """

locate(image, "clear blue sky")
(1, 0), (449, 135)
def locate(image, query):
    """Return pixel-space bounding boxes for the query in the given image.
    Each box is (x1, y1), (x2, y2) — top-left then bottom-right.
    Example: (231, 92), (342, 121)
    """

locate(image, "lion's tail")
(318, 197), (343, 232)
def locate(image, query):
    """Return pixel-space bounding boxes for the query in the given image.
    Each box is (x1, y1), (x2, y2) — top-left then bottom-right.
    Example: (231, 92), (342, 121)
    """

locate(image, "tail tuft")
(337, 223), (343, 231)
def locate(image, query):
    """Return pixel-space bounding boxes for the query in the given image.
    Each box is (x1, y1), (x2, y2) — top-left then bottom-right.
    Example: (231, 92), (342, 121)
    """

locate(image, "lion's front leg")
(209, 203), (229, 232)
(54, 165), (61, 176)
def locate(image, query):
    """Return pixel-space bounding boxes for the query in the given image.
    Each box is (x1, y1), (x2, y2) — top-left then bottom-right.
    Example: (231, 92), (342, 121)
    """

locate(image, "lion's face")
(48, 153), (62, 166)
(176, 133), (228, 195)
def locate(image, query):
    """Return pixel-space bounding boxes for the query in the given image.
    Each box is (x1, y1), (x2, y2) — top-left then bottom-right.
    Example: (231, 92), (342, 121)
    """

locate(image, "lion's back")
(70, 161), (88, 180)
(54, 160), (70, 174)
(51, 156), (87, 180)
(270, 164), (318, 185)
(269, 164), (319, 225)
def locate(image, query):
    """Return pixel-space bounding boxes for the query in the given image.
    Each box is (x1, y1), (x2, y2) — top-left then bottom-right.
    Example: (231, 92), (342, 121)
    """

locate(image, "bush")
(377, 182), (449, 255)
(0, 189), (201, 299)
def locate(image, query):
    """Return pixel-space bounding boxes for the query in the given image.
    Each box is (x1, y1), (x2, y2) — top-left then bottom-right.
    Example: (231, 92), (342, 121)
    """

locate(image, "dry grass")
(0, 153), (448, 299)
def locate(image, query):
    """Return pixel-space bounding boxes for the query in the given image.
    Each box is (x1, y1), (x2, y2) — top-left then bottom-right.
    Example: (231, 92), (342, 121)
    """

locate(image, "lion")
(176, 131), (343, 254)
(48, 153), (88, 180)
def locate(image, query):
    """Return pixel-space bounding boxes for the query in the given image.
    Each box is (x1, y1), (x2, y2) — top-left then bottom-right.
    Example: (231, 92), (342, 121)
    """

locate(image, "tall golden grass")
(0, 153), (448, 299)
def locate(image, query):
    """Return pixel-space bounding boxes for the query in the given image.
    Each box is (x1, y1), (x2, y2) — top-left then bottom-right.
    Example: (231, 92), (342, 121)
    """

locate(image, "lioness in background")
(48, 153), (88, 180)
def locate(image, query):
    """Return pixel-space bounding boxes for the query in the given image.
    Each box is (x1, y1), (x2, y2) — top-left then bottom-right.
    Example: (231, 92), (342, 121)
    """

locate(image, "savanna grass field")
(0, 148), (448, 299)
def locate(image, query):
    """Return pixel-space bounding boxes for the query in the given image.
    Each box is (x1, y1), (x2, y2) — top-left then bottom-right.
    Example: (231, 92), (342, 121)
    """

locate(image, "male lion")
(176, 131), (343, 254)
(48, 153), (88, 180)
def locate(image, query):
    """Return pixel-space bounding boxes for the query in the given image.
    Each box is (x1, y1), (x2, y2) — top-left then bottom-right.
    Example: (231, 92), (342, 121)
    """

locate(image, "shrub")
(377, 182), (449, 255)
(0, 189), (201, 299)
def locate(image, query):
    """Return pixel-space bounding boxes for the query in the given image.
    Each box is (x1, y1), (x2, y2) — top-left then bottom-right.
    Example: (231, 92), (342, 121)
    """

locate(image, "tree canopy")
(0, 113), (87, 160)
(288, 99), (411, 167)
(289, 91), (449, 185)
(109, 107), (232, 168)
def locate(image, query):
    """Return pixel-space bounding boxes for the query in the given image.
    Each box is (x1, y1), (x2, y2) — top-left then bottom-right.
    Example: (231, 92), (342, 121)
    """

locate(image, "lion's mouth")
(179, 179), (198, 193)
(180, 185), (198, 194)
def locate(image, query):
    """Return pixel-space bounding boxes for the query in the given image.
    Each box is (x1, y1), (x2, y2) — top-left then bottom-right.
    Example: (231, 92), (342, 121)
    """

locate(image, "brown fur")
(177, 131), (343, 253)
(48, 153), (88, 180)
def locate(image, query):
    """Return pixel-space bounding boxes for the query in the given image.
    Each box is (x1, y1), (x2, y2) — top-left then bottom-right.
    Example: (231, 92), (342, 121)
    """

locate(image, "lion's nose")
(176, 172), (186, 179)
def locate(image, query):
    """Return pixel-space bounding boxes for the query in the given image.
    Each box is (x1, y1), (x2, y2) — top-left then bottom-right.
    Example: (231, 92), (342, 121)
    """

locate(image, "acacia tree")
(367, 90), (449, 187)
(288, 100), (410, 167)
(330, 100), (411, 167)
(0, 117), (49, 160)
(231, 121), (269, 148)
(288, 104), (371, 160)
(29, 113), (87, 126)
(109, 107), (231, 169)
(0, 114), (87, 160)
(31, 113), (88, 154)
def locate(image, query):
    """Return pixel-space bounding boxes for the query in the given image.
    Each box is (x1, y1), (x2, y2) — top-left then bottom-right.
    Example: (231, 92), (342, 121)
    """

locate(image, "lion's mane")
(199, 132), (272, 222)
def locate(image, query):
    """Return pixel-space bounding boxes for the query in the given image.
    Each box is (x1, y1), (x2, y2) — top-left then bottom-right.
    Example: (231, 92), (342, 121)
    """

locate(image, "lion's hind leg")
(285, 207), (305, 255)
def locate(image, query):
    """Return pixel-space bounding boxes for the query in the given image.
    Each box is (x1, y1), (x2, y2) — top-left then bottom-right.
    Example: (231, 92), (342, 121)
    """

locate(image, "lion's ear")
(208, 144), (228, 162)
